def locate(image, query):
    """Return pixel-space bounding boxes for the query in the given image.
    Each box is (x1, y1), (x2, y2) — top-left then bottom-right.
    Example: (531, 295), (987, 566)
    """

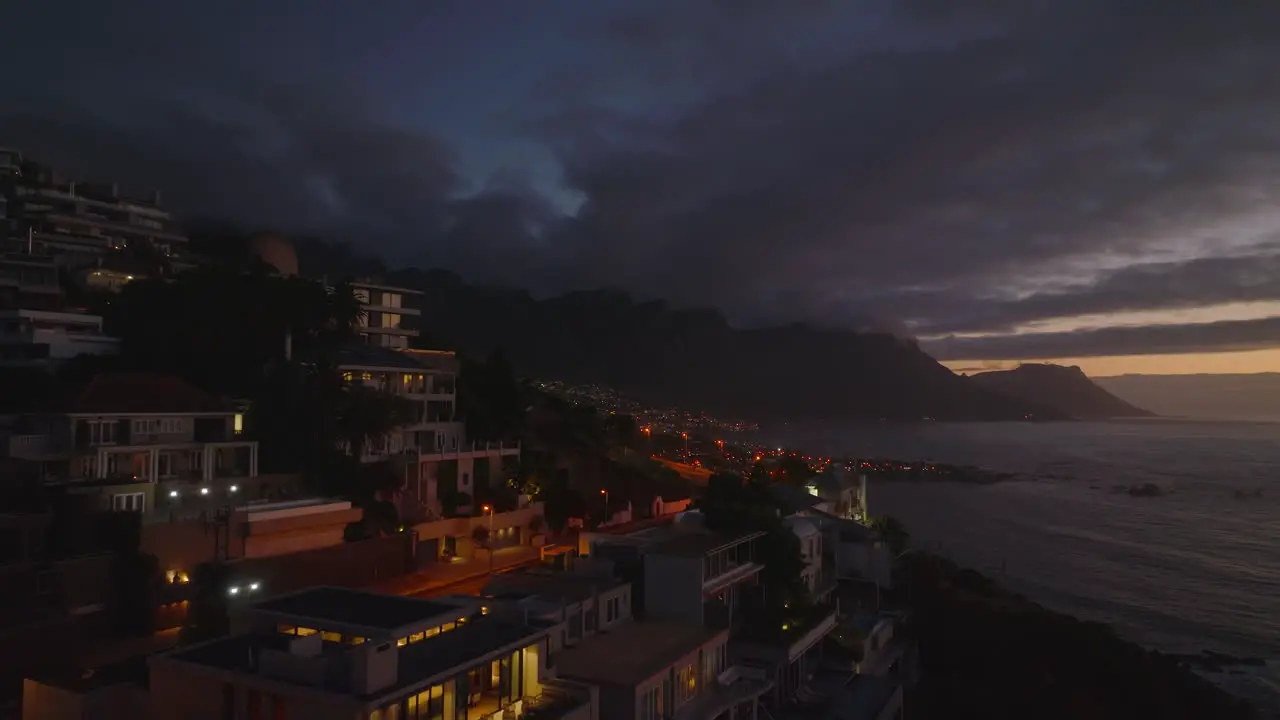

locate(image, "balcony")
(520, 683), (594, 720)
(736, 604), (839, 663)
(412, 440), (522, 462)
(673, 666), (773, 720)
(7, 433), (58, 459)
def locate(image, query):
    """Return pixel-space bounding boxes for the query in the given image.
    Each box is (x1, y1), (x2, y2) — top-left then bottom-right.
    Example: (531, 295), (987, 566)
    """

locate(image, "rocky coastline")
(891, 552), (1260, 719)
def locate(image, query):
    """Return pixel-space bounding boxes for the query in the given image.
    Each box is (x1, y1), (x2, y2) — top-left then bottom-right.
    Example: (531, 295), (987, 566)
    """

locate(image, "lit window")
(398, 637), (408, 647)
(425, 626), (440, 637)
(321, 631), (342, 643)
(294, 627), (317, 637)
(278, 624), (297, 635)
(233, 413), (244, 434)
(409, 632), (425, 643)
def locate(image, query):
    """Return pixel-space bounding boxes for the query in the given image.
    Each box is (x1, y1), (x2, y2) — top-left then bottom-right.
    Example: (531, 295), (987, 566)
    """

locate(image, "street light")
(482, 504), (494, 574)
(601, 488), (609, 522)
(682, 432), (689, 457)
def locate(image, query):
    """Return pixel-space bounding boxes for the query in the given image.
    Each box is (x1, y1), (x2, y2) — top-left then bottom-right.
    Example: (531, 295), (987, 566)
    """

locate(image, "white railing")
(7, 433), (54, 458)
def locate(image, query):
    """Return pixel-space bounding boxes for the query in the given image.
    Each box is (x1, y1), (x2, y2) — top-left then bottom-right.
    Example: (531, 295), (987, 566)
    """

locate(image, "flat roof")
(28, 656), (150, 693)
(483, 569), (627, 603)
(337, 346), (457, 373)
(556, 621), (725, 686)
(163, 618), (544, 701)
(645, 528), (764, 558)
(389, 620), (543, 698)
(252, 587), (463, 633)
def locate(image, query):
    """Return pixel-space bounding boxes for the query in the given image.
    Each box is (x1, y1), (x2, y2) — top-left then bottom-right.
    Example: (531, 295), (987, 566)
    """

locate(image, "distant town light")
(169, 490), (179, 498)
(200, 487), (210, 496)
(229, 485), (239, 493)
(249, 582), (261, 592)
(228, 586), (240, 596)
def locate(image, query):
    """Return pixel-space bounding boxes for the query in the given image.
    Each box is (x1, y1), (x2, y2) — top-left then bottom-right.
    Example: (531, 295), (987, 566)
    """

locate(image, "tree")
(699, 472), (811, 615)
(869, 515), (910, 556)
(457, 347), (528, 441)
(775, 455), (817, 487)
(179, 562), (231, 645)
(335, 386), (416, 460)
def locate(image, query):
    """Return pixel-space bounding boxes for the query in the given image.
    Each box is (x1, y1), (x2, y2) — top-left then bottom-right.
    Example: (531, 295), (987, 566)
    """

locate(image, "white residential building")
(351, 279), (421, 351)
(0, 308), (119, 365)
(2, 373), (259, 517)
(336, 344), (520, 519)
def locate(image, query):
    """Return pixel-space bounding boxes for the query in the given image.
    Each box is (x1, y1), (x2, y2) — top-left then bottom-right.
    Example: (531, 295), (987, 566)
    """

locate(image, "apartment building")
(3, 373), (259, 516)
(1, 153), (189, 268)
(0, 307), (119, 365)
(473, 560), (770, 720)
(582, 513), (841, 716)
(768, 481), (891, 589)
(147, 586), (596, 720)
(351, 278), (421, 351)
(336, 344), (520, 519)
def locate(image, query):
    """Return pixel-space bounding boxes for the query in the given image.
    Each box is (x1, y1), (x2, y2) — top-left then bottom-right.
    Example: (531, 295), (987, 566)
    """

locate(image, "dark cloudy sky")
(5, 0), (1280, 374)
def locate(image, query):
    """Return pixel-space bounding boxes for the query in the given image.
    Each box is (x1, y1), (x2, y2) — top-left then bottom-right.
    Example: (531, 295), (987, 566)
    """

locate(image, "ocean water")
(770, 419), (1280, 711)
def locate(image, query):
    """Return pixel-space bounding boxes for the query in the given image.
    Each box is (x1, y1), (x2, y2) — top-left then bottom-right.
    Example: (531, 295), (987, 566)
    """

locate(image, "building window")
(88, 420), (115, 445)
(639, 685), (661, 720)
(133, 418), (185, 435)
(406, 684), (444, 720)
(111, 492), (144, 512)
(677, 663), (698, 704)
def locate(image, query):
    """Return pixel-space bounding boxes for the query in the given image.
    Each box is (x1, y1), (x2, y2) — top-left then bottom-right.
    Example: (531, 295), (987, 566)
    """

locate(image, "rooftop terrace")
(252, 586), (467, 634)
(556, 620), (725, 686)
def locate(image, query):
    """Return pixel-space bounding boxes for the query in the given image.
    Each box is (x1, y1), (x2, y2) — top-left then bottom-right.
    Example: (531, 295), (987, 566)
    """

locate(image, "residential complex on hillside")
(4, 374), (259, 515)
(0, 149), (189, 270)
(336, 276), (520, 525)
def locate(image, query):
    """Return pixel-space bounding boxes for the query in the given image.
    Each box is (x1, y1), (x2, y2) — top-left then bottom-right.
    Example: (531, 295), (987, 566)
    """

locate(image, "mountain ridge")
(971, 364), (1154, 419)
(215, 234), (1068, 422)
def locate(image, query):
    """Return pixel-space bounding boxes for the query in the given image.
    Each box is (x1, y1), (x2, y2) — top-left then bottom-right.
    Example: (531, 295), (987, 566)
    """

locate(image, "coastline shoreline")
(893, 551), (1262, 719)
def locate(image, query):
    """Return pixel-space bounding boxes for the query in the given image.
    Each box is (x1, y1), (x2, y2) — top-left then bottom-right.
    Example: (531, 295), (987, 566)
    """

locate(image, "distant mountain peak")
(973, 364), (1154, 419)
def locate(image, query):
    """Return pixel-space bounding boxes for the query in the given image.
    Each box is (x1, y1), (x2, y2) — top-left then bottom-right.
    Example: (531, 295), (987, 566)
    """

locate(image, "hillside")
(351, 268), (1059, 422)
(1096, 373), (1280, 420)
(971, 364), (1154, 419)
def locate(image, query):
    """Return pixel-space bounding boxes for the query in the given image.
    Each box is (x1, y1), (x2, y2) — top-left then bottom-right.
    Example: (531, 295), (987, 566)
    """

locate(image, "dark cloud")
(540, 0), (1280, 337)
(916, 248), (1280, 335)
(926, 316), (1280, 360)
(5, 0), (1280, 358)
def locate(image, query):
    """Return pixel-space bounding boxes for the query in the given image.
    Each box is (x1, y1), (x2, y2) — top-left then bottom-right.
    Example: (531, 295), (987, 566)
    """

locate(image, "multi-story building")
(0, 148), (21, 227)
(0, 152), (188, 271)
(0, 307), (120, 365)
(0, 248), (122, 366)
(351, 278), (420, 351)
(147, 585), (596, 720)
(2, 373), (259, 516)
(499, 541), (773, 720)
(336, 343), (519, 521)
(581, 513), (842, 717)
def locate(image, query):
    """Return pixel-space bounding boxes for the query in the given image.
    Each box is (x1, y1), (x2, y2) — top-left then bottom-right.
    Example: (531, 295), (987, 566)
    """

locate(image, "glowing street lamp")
(482, 505), (495, 573)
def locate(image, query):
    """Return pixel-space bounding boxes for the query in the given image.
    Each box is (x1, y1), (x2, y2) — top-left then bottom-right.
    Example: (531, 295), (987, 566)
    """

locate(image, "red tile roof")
(67, 374), (233, 415)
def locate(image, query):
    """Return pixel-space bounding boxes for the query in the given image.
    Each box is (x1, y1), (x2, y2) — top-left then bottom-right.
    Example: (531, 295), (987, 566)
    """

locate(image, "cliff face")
(971, 364), (1154, 419)
(376, 268), (1061, 422)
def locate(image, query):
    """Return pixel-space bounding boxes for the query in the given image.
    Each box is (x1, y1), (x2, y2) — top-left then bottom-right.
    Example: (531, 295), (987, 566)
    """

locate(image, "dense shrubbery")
(892, 553), (1257, 720)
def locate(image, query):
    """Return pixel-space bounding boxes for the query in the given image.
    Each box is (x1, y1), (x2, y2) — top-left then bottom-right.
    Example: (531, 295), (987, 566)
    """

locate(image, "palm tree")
(335, 386), (416, 459)
(528, 514), (545, 536)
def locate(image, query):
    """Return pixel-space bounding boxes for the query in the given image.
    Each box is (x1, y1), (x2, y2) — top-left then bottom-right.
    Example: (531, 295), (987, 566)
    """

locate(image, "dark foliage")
(893, 553), (1257, 720)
